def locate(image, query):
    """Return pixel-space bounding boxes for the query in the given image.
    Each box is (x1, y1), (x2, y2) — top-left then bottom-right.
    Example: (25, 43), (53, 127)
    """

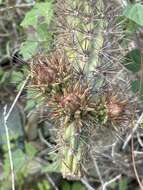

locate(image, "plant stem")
(61, 119), (82, 179)
(87, 0), (106, 73)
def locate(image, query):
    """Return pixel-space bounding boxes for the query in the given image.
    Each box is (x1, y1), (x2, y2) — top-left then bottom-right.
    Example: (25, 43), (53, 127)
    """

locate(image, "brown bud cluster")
(30, 50), (72, 92)
(60, 93), (80, 113)
(29, 50), (131, 132)
(32, 64), (56, 85)
(106, 96), (126, 120)
(107, 101), (123, 118)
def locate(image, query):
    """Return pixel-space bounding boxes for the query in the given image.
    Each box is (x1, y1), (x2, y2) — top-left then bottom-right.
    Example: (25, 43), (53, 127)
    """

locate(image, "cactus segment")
(61, 120), (82, 178)
(56, 0), (104, 71)
(28, 0), (136, 180)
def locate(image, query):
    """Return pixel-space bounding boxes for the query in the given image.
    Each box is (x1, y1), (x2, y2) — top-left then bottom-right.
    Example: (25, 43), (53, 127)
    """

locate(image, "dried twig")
(81, 177), (95, 190)
(5, 74), (30, 120)
(102, 174), (121, 190)
(91, 150), (122, 190)
(0, 3), (35, 13)
(2, 74), (30, 190)
(38, 129), (53, 148)
(91, 153), (105, 190)
(3, 106), (15, 190)
(46, 174), (59, 190)
(122, 112), (143, 150)
(131, 137), (143, 190)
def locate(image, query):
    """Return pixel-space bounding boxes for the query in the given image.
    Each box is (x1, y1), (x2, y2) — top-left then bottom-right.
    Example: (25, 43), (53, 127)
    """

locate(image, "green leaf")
(72, 182), (86, 190)
(3, 149), (26, 177)
(131, 80), (141, 93)
(25, 142), (38, 158)
(61, 181), (86, 190)
(20, 41), (38, 60)
(21, 2), (53, 28)
(37, 23), (48, 41)
(131, 79), (143, 100)
(119, 177), (128, 190)
(21, 10), (37, 28)
(12, 149), (26, 171)
(37, 23), (53, 42)
(37, 180), (51, 190)
(123, 3), (143, 26)
(20, 1), (54, 58)
(61, 181), (71, 190)
(124, 19), (139, 34)
(123, 49), (141, 73)
(35, 2), (53, 25)
(11, 71), (24, 84)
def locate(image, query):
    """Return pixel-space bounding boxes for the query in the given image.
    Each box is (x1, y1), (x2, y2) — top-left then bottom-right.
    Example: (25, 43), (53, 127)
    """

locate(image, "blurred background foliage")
(0, 0), (143, 190)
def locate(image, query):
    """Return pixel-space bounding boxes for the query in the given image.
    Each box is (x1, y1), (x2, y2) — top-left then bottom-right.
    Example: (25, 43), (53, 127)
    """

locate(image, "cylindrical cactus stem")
(61, 118), (82, 179)
(56, 0), (109, 81)
(87, 0), (107, 73)
(56, 0), (96, 69)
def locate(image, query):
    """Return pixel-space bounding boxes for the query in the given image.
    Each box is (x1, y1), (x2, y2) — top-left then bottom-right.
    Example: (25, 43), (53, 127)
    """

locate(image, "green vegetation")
(0, 0), (143, 190)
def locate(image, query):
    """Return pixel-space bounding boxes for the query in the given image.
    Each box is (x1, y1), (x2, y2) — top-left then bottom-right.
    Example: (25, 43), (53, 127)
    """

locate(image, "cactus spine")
(29, 0), (134, 180)
(55, 0), (107, 178)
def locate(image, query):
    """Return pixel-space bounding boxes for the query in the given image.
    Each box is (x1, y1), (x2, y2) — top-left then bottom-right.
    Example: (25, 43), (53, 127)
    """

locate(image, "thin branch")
(122, 112), (143, 150)
(5, 74), (30, 120)
(38, 129), (53, 148)
(3, 106), (15, 190)
(102, 174), (121, 190)
(131, 137), (143, 190)
(90, 153), (105, 190)
(46, 174), (59, 190)
(3, 74), (30, 190)
(81, 177), (95, 190)
(0, 3), (35, 12)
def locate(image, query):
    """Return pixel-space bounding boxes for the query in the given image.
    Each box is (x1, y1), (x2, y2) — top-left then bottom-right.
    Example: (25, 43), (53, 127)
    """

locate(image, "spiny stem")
(61, 120), (82, 178)
(87, 0), (107, 73)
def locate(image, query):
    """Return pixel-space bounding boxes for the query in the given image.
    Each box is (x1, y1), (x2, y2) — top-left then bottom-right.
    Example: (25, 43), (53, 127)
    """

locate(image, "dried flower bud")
(30, 50), (72, 94)
(33, 64), (56, 85)
(107, 98), (125, 119)
(60, 93), (80, 113)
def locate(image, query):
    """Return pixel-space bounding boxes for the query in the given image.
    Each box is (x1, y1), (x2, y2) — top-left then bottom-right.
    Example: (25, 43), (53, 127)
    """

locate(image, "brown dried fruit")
(107, 97), (125, 119)
(60, 93), (80, 113)
(33, 64), (56, 85)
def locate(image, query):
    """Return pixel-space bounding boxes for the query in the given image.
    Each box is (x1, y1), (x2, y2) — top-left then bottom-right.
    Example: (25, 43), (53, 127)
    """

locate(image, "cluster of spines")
(28, 0), (137, 179)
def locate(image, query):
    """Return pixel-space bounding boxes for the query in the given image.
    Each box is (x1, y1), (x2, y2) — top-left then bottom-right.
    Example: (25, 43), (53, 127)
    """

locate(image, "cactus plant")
(27, 0), (138, 181)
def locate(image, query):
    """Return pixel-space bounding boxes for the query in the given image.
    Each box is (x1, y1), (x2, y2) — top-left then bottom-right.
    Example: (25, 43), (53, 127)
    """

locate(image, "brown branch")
(0, 3), (35, 13)
(131, 137), (143, 190)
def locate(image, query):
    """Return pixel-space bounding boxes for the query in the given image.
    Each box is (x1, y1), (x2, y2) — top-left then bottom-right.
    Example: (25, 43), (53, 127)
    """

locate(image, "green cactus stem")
(88, 0), (106, 72)
(61, 119), (82, 179)
(55, 0), (108, 178)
